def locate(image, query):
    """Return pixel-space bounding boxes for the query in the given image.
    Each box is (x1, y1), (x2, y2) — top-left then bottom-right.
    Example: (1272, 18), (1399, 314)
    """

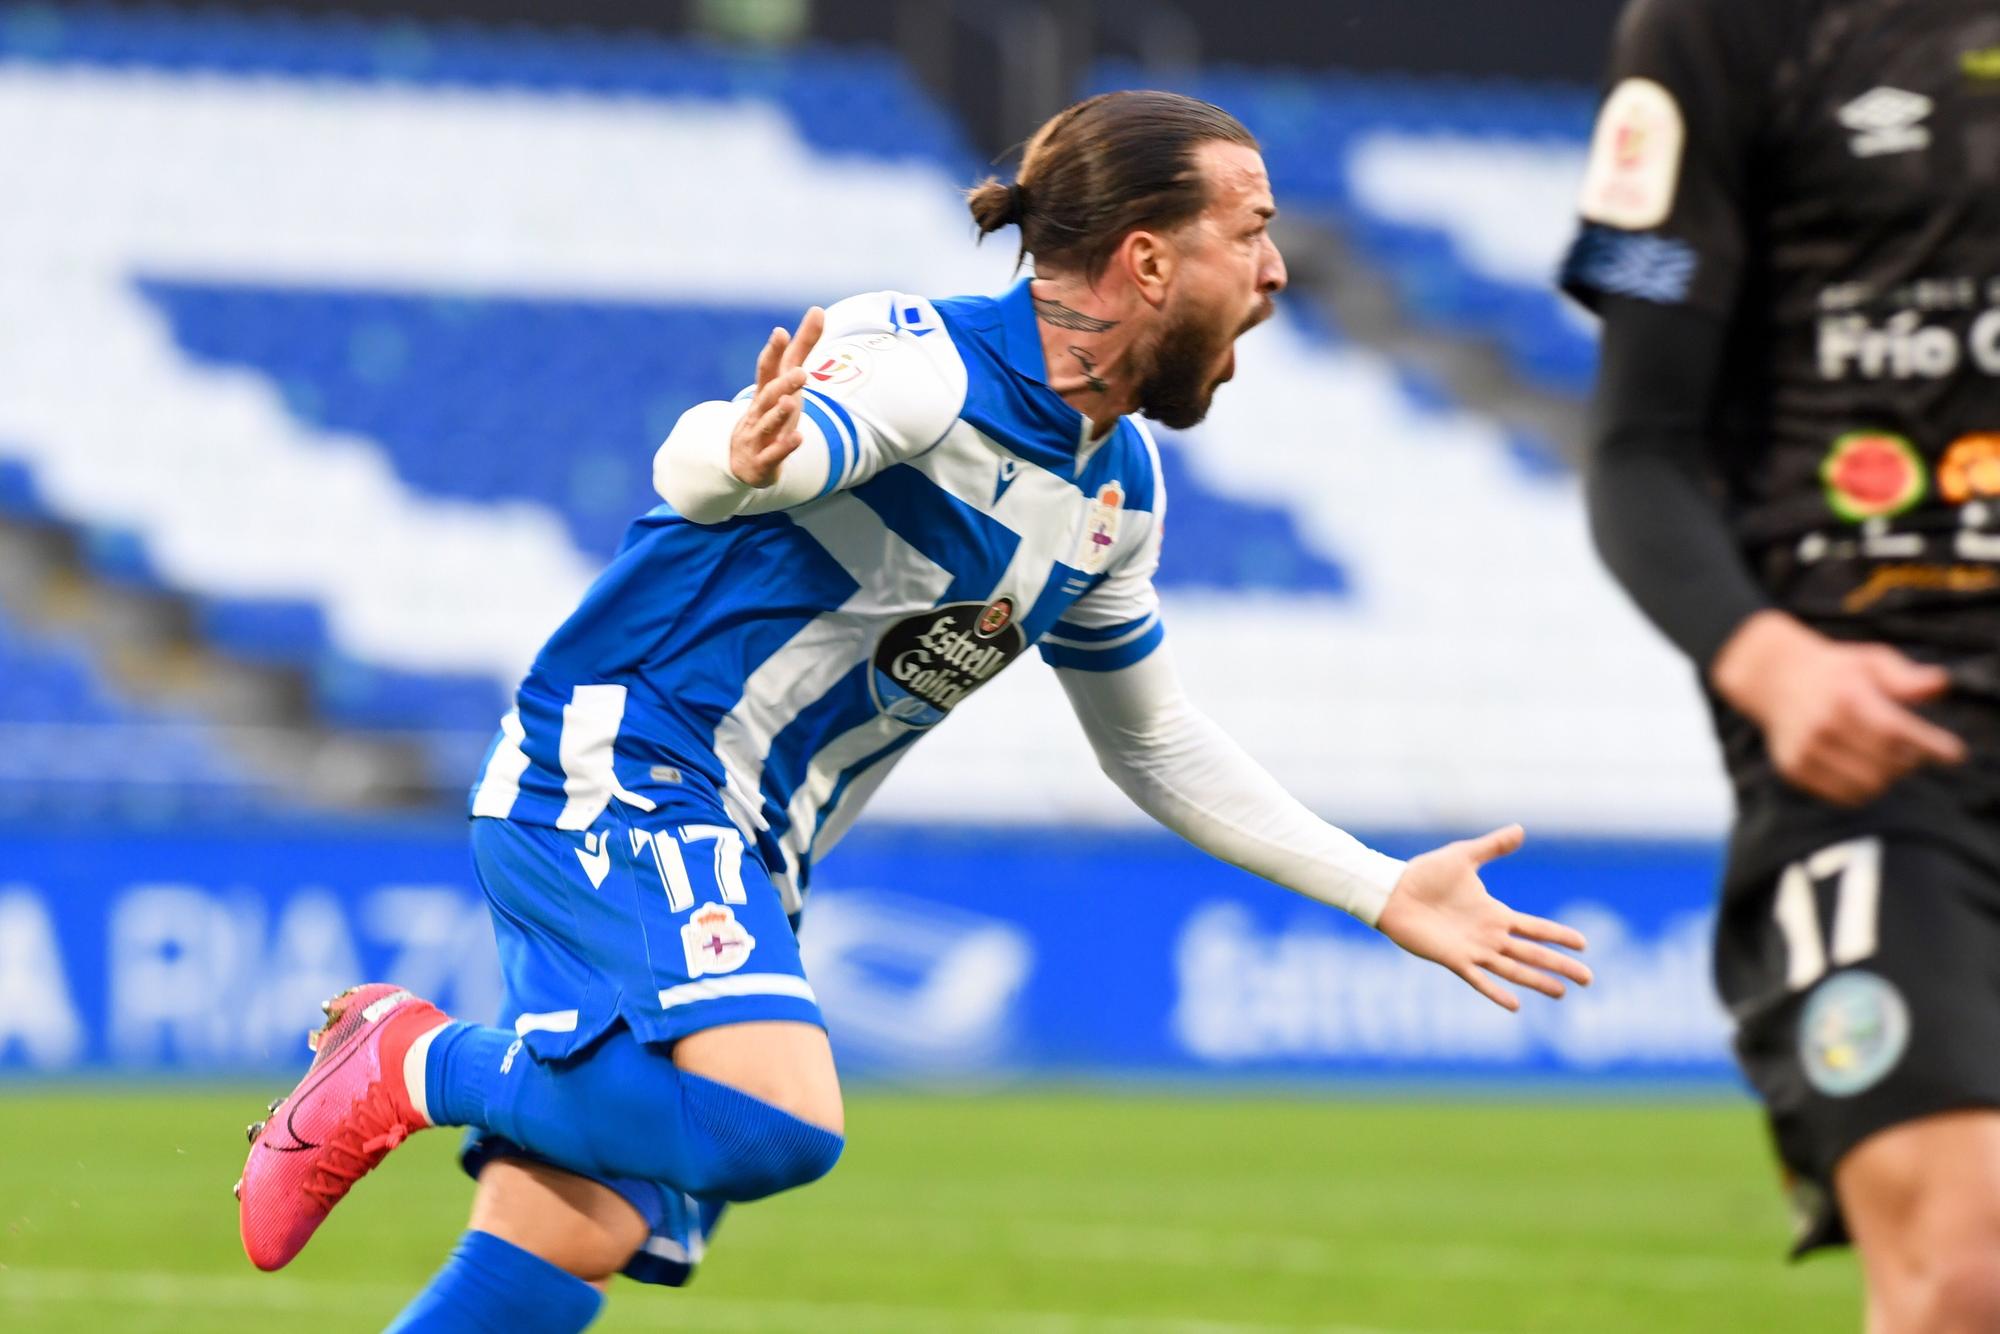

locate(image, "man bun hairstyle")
(967, 89), (1257, 279)
(966, 179), (1028, 233)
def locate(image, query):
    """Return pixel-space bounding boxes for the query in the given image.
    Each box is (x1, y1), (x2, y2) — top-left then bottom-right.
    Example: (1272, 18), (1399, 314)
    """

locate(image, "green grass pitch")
(0, 1087), (1858, 1332)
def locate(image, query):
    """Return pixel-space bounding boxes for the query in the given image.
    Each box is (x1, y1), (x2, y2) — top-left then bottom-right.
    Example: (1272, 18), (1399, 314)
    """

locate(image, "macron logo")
(575, 828), (612, 889)
(993, 458), (1021, 505)
(1839, 87), (1932, 157)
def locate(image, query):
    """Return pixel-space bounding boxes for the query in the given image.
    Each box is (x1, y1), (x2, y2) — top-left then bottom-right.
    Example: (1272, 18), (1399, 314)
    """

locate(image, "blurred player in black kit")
(1562, 0), (2000, 1328)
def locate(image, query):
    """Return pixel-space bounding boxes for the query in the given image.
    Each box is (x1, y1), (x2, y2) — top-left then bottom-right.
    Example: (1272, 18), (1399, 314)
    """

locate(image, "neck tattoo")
(1067, 345), (1109, 393)
(1034, 296), (1120, 333)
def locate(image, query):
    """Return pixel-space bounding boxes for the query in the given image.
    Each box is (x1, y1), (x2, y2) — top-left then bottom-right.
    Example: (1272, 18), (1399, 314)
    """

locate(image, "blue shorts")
(458, 793), (821, 1286)
(468, 797), (822, 1059)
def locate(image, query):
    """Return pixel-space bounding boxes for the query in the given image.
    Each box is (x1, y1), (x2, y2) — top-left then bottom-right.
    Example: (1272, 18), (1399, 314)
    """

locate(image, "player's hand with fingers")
(1711, 610), (1967, 807)
(729, 306), (827, 488)
(1374, 824), (1592, 1012)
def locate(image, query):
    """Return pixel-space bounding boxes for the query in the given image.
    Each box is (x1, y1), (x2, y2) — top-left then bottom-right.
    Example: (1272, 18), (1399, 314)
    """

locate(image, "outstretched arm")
(653, 307), (830, 522)
(655, 294), (968, 524)
(1056, 648), (1591, 1010)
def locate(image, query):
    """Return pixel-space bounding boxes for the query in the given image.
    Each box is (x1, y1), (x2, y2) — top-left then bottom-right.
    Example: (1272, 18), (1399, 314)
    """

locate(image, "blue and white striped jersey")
(469, 278), (1167, 909)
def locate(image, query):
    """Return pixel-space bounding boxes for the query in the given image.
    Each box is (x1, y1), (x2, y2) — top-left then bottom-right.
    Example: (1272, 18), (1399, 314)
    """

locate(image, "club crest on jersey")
(807, 345), (868, 387)
(682, 902), (756, 978)
(1076, 481), (1123, 574)
(869, 602), (1027, 728)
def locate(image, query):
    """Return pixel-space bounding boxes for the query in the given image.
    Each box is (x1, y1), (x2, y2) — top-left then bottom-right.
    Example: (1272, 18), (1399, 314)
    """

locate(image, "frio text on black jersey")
(1563, 0), (2000, 789)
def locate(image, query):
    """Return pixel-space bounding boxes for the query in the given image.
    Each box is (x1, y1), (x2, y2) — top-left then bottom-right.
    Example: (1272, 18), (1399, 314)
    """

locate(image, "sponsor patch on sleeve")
(806, 344), (870, 388)
(1578, 77), (1685, 230)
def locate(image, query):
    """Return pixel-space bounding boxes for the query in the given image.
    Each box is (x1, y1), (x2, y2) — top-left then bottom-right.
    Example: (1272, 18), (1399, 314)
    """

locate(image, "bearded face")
(1114, 142), (1285, 428)
(1135, 289), (1268, 429)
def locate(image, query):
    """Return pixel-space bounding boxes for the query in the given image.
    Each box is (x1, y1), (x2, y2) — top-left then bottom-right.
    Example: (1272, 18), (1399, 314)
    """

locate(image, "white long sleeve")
(653, 397), (828, 522)
(653, 289), (968, 524)
(1056, 646), (1407, 926)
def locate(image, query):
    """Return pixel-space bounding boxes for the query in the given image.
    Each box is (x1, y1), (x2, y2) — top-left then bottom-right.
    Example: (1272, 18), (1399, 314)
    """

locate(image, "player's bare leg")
(672, 1020), (845, 1136)
(469, 1159), (650, 1289)
(1837, 1110), (2000, 1334)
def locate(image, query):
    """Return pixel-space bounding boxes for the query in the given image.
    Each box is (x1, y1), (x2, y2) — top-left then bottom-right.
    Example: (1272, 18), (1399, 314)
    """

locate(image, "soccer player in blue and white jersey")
(236, 90), (1593, 1331)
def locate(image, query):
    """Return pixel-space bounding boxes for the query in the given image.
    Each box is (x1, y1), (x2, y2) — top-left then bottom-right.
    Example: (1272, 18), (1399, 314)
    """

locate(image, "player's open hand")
(729, 306), (826, 488)
(1375, 824), (1592, 1012)
(1711, 610), (1967, 806)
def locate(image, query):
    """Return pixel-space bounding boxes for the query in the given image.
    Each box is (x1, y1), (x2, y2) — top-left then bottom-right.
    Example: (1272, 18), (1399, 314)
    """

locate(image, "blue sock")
(386, 1230), (603, 1333)
(424, 1021), (514, 1127)
(426, 1023), (843, 1201)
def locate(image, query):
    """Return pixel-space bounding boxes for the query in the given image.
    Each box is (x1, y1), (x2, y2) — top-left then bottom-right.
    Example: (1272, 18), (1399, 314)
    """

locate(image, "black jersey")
(1563, 0), (2000, 790)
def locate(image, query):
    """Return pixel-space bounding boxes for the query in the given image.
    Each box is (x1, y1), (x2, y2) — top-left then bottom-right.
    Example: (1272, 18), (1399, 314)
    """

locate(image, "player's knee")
(542, 1213), (650, 1284)
(675, 1071), (845, 1201)
(1918, 1248), (2000, 1333)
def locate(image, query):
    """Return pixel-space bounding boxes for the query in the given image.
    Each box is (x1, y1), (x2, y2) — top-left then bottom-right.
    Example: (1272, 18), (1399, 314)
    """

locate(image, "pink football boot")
(235, 983), (448, 1270)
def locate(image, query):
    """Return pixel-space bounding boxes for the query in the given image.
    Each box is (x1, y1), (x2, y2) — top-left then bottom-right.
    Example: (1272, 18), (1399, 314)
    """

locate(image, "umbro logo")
(1839, 87), (1932, 158)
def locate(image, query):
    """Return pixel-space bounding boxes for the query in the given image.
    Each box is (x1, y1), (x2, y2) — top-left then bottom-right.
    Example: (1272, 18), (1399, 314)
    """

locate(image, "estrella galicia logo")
(869, 601), (1026, 728)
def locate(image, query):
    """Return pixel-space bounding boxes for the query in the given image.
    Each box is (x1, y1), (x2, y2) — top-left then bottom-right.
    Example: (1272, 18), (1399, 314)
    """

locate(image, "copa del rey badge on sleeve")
(1076, 481), (1123, 573)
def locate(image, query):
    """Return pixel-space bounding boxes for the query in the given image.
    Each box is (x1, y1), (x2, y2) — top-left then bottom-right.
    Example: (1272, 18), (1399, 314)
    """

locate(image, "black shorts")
(1716, 783), (2000, 1254)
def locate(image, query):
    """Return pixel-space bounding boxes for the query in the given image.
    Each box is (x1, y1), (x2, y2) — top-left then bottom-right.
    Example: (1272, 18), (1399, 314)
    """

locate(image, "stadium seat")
(0, 600), (266, 820)
(0, 4), (1721, 833)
